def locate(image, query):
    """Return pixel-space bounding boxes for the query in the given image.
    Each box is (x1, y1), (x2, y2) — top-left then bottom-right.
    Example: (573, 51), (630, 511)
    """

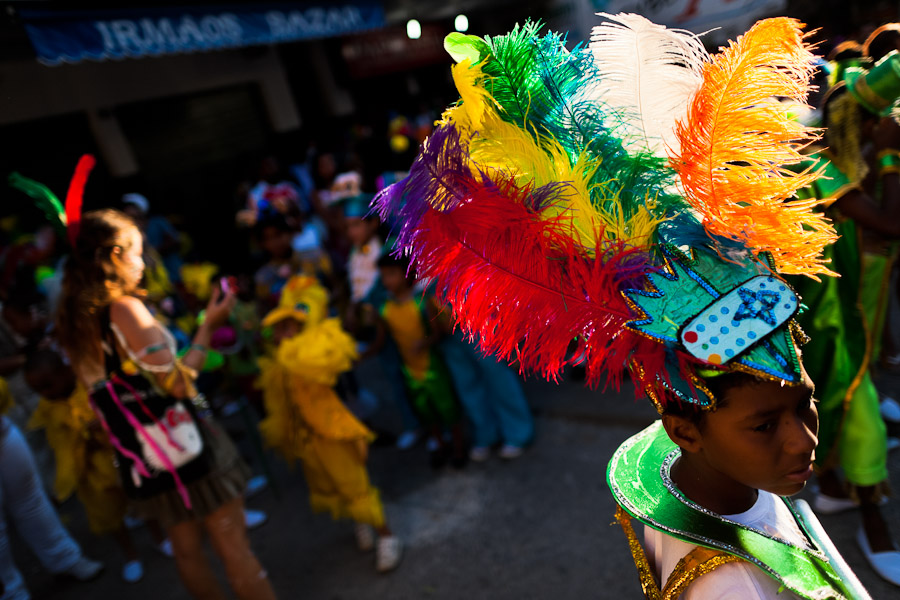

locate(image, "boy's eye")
(798, 396), (816, 414)
(753, 421), (775, 433)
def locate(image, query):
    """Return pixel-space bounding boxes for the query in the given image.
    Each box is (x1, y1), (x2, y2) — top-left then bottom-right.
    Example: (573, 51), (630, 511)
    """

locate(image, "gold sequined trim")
(616, 507), (745, 599)
(615, 506), (662, 600)
(661, 546), (743, 598)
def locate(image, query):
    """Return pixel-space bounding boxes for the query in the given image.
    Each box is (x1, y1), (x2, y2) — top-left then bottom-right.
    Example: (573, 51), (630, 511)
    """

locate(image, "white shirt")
(348, 237), (382, 303)
(644, 491), (807, 599)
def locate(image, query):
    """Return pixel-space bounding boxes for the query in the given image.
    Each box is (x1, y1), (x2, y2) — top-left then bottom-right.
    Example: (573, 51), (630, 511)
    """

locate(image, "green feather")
(8, 172), (67, 233)
(475, 22), (687, 246)
(444, 32), (489, 64)
(7, 172), (66, 235)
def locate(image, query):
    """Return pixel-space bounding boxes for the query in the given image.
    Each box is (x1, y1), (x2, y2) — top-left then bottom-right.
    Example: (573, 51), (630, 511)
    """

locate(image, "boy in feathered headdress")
(375, 13), (871, 599)
(256, 275), (401, 572)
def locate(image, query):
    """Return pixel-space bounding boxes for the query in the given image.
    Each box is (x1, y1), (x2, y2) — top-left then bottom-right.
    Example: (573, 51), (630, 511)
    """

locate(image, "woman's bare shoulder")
(109, 296), (155, 329)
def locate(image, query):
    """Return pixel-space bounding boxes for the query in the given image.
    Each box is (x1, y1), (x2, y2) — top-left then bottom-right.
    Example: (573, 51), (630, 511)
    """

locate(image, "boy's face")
(379, 265), (409, 296)
(260, 226), (292, 259)
(345, 217), (377, 248)
(25, 365), (77, 401)
(688, 370), (818, 498)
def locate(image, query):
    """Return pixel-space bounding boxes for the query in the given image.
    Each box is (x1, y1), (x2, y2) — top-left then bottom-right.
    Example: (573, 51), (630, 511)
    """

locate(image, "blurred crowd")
(0, 103), (534, 598)
(4, 14), (900, 600)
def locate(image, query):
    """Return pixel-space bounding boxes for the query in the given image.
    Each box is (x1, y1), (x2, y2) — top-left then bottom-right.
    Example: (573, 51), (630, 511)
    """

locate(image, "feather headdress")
(8, 154), (96, 247)
(375, 15), (834, 410)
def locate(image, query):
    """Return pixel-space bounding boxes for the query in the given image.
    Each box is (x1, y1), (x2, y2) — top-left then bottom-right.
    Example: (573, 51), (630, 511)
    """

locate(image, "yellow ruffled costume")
(27, 384), (128, 535)
(257, 276), (384, 527)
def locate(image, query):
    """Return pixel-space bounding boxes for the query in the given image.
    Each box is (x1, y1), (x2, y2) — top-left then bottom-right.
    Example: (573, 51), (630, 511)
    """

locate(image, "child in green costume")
(369, 254), (466, 468)
(791, 52), (900, 586)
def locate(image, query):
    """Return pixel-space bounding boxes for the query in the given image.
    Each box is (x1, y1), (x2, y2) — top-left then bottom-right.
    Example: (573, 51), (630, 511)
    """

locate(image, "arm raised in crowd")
(109, 289), (235, 398)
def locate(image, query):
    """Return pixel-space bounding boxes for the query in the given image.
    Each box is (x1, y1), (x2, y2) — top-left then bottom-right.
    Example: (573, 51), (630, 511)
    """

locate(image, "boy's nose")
(785, 415), (818, 455)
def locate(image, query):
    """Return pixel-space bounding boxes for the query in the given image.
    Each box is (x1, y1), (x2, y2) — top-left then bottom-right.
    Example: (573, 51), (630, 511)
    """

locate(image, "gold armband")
(878, 150), (900, 176)
(162, 360), (200, 399)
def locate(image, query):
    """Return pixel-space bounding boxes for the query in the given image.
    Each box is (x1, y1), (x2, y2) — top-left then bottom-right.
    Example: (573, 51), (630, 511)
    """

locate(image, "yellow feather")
(437, 56), (664, 250)
(439, 59), (495, 133)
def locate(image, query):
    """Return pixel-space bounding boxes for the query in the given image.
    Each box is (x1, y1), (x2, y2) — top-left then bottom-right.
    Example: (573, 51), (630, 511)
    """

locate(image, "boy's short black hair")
(376, 252), (411, 272)
(377, 253), (418, 288)
(254, 214), (292, 237)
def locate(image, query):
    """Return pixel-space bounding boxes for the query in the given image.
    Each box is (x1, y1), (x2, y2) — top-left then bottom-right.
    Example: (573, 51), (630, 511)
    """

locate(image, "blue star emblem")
(734, 287), (780, 326)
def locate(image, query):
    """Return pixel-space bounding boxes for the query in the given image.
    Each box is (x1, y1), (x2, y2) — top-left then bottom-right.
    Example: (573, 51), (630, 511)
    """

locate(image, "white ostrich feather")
(589, 12), (709, 157)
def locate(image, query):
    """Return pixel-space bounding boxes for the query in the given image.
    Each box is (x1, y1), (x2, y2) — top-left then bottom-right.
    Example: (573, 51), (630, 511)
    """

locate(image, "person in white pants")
(0, 417), (102, 600)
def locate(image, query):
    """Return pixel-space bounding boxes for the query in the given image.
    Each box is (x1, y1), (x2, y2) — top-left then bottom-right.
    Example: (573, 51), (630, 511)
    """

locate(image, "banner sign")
(19, 3), (385, 66)
(341, 24), (448, 79)
(591, 0), (787, 43)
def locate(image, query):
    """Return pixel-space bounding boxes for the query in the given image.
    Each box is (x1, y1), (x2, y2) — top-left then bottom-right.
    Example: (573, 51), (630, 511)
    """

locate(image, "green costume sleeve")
(800, 152), (860, 206)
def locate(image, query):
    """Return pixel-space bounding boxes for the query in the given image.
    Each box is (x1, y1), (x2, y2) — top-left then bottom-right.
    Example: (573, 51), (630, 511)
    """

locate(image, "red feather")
(410, 178), (663, 391)
(65, 154), (96, 248)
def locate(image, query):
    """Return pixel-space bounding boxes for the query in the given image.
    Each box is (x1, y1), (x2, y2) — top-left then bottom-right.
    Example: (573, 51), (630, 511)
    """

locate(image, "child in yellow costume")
(256, 275), (402, 573)
(23, 348), (157, 583)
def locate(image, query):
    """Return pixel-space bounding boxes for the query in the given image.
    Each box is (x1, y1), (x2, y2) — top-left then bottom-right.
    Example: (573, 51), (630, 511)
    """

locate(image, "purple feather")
(375, 123), (480, 252)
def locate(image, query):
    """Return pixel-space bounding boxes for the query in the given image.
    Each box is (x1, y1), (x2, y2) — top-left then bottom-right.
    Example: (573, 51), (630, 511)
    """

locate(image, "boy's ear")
(661, 414), (703, 453)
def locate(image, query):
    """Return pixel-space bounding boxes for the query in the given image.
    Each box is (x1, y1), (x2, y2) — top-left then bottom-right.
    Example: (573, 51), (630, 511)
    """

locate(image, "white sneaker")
(857, 527), (900, 586)
(355, 523), (375, 552)
(244, 509), (268, 530)
(469, 446), (491, 462)
(157, 539), (174, 558)
(376, 536), (403, 573)
(396, 430), (420, 451)
(121, 560), (144, 583)
(62, 557), (104, 581)
(498, 444), (524, 460)
(814, 492), (889, 514)
(814, 492), (858, 515)
(882, 397), (900, 423)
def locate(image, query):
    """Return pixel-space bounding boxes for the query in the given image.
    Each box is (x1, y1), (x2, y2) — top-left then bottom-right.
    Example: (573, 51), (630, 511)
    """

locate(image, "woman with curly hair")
(56, 209), (276, 600)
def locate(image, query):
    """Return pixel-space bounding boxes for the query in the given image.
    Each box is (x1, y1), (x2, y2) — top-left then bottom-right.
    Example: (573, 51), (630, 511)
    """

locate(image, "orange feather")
(672, 17), (836, 278)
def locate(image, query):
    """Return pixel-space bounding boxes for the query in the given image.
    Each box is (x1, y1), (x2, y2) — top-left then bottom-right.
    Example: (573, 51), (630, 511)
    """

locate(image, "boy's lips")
(784, 462), (814, 483)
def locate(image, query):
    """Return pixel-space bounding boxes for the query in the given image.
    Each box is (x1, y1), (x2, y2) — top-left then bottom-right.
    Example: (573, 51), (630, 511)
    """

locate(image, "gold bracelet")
(878, 150), (900, 176)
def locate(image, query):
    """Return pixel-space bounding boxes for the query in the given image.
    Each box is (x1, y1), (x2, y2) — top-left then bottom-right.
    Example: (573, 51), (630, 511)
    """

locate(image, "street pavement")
(17, 362), (900, 599)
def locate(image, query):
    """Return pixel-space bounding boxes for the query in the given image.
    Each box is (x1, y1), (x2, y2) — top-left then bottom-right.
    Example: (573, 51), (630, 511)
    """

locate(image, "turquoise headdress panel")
(624, 246), (805, 408)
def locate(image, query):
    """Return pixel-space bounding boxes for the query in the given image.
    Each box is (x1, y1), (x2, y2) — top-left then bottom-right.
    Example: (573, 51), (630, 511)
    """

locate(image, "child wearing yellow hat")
(256, 275), (401, 572)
